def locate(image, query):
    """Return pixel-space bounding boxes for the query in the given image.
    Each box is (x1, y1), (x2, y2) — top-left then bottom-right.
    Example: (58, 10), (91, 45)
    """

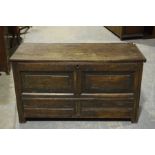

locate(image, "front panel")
(21, 71), (73, 93)
(23, 97), (76, 118)
(80, 63), (136, 94)
(18, 62), (75, 94)
(82, 71), (134, 93)
(79, 99), (133, 118)
(12, 61), (142, 122)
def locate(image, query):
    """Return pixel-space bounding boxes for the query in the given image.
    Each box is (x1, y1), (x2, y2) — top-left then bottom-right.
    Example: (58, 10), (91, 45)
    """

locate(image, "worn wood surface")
(10, 43), (146, 62)
(11, 43), (146, 123)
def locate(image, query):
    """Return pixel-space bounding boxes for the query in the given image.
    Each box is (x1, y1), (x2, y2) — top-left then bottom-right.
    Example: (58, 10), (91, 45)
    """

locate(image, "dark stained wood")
(0, 27), (10, 74)
(105, 26), (123, 37)
(82, 72), (134, 93)
(80, 98), (133, 118)
(131, 63), (143, 123)
(0, 26), (22, 74)
(12, 62), (26, 123)
(23, 98), (76, 108)
(80, 99), (133, 108)
(105, 26), (144, 40)
(123, 27), (144, 35)
(105, 26), (155, 40)
(10, 43), (146, 123)
(80, 107), (132, 118)
(21, 71), (74, 93)
(24, 108), (75, 118)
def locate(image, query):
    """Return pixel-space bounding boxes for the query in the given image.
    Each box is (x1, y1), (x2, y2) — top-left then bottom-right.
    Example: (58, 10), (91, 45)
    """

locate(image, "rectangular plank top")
(10, 43), (146, 62)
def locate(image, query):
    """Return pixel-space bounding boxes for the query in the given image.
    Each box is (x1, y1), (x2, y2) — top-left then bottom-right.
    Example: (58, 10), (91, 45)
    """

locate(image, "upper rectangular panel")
(21, 71), (74, 93)
(10, 43), (146, 62)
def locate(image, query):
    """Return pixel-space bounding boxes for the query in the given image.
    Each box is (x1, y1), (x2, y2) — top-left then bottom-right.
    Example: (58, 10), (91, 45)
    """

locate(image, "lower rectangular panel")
(24, 108), (75, 118)
(21, 71), (74, 93)
(23, 98), (76, 118)
(80, 107), (132, 118)
(80, 99), (133, 119)
(23, 97), (75, 108)
(22, 96), (133, 119)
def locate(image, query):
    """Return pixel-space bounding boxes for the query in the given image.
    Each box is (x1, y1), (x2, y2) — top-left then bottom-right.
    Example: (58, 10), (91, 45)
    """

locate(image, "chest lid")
(10, 43), (146, 62)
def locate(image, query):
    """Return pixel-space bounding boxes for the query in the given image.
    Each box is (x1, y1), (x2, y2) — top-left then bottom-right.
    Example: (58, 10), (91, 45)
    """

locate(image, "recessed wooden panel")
(23, 97), (76, 109)
(82, 72), (134, 93)
(23, 98), (76, 118)
(24, 108), (75, 118)
(21, 71), (74, 93)
(81, 99), (133, 108)
(80, 99), (132, 118)
(80, 107), (132, 118)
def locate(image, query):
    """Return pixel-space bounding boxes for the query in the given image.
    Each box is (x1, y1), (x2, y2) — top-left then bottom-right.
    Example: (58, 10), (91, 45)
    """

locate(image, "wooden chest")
(10, 43), (146, 123)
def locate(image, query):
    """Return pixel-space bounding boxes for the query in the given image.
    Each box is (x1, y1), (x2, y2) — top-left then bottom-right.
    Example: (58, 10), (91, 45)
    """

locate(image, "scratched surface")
(10, 43), (146, 62)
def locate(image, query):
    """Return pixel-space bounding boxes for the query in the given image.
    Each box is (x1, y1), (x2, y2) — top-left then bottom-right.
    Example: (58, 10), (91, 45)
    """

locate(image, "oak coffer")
(10, 43), (146, 123)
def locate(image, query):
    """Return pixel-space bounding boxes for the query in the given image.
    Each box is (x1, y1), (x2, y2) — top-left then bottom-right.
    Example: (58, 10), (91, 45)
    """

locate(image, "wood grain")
(10, 43), (146, 62)
(10, 43), (146, 123)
